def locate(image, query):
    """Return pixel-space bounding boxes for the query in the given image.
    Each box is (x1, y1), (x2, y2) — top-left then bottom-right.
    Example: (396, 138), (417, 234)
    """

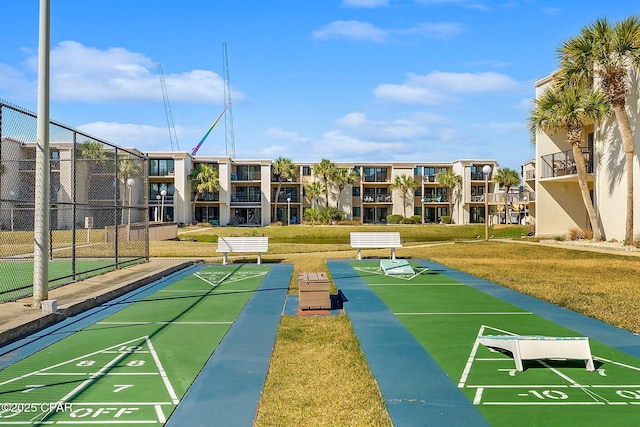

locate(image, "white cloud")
(264, 127), (310, 143)
(20, 41), (243, 104)
(397, 22), (464, 39)
(413, 0), (489, 11)
(312, 20), (462, 43)
(312, 21), (389, 43)
(77, 121), (169, 151)
(374, 71), (522, 105)
(342, 0), (389, 7)
(479, 122), (525, 135)
(0, 64), (35, 99)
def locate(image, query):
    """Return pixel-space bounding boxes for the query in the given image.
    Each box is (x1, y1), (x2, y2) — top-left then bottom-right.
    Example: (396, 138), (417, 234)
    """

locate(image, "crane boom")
(158, 64), (180, 151)
(223, 42), (236, 158)
(191, 103), (228, 156)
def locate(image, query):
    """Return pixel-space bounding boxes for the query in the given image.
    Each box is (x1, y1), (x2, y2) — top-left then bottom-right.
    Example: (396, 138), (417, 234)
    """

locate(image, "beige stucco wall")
(595, 94), (640, 241)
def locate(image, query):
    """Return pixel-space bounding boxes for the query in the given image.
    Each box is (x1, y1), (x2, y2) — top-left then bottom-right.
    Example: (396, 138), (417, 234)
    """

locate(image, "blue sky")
(0, 1), (636, 171)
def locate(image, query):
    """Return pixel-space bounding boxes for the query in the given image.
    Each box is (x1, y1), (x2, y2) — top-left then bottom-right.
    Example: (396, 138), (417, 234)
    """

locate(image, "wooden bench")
(478, 335), (595, 372)
(350, 232), (402, 260)
(216, 237), (269, 265)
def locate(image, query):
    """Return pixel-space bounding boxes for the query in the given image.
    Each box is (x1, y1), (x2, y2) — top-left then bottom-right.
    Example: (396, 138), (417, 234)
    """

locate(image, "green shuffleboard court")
(350, 260), (640, 426)
(0, 264), (273, 425)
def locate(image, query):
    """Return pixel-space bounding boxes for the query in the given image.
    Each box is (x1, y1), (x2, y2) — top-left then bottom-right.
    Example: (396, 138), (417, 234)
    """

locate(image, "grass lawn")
(148, 224), (640, 427)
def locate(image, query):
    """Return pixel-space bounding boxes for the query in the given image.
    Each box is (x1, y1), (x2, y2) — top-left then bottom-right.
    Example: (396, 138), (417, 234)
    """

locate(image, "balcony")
(423, 175), (438, 183)
(541, 148), (592, 179)
(363, 194), (392, 203)
(273, 194), (299, 203)
(231, 171), (261, 181)
(422, 195), (447, 203)
(231, 194), (261, 204)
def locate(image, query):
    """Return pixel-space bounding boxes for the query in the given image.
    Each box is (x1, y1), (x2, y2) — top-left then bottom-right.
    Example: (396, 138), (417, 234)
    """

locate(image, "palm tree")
(492, 167), (522, 225)
(312, 159), (336, 208)
(559, 16), (640, 244)
(332, 168), (358, 209)
(529, 80), (610, 240)
(391, 174), (417, 218)
(272, 157), (297, 222)
(436, 169), (462, 223)
(304, 180), (325, 209)
(188, 164), (219, 223)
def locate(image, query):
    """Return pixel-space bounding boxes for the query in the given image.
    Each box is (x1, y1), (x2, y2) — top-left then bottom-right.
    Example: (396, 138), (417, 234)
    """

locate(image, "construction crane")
(223, 42), (236, 159)
(191, 42), (236, 157)
(158, 64), (180, 151)
(191, 103), (228, 156)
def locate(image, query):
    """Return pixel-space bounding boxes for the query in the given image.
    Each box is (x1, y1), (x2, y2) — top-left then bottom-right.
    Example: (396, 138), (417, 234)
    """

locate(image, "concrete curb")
(0, 260), (195, 346)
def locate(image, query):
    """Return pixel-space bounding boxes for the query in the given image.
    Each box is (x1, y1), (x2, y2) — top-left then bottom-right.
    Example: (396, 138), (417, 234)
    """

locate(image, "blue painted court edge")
(0, 263), (291, 427)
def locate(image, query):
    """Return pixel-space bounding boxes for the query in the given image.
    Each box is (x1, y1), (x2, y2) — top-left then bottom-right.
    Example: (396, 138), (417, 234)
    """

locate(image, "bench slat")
(216, 237), (269, 265)
(350, 232), (402, 260)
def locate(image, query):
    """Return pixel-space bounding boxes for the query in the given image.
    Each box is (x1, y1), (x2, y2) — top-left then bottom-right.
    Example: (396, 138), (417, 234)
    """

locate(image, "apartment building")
(531, 73), (640, 241)
(147, 152), (508, 227)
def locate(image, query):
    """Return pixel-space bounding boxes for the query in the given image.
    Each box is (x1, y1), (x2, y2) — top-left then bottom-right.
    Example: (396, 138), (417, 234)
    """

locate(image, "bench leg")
(222, 253), (228, 265)
(391, 248), (396, 260)
(356, 248), (362, 260)
(257, 253), (262, 265)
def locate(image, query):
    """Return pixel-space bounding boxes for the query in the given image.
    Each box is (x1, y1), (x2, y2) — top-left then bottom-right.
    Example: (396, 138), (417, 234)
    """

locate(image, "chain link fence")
(0, 100), (148, 302)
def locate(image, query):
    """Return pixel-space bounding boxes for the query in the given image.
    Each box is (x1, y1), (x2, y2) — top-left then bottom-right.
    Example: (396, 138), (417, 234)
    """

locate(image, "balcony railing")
(471, 172), (493, 181)
(422, 195), (448, 203)
(231, 172), (261, 181)
(541, 148), (592, 179)
(231, 194), (261, 203)
(362, 194), (392, 203)
(273, 194), (299, 203)
(423, 175), (437, 183)
(525, 170), (536, 180)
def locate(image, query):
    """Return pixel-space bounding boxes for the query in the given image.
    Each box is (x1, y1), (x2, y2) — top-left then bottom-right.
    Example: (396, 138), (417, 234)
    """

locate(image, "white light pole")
(33, 0), (51, 309)
(155, 195), (161, 222)
(127, 178), (135, 241)
(160, 189), (167, 223)
(9, 191), (15, 232)
(286, 196), (291, 226)
(483, 165), (492, 241)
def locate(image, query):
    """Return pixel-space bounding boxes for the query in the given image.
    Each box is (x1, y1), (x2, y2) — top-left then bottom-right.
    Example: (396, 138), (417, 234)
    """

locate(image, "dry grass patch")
(413, 241), (640, 333)
(255, 315), (392, 427)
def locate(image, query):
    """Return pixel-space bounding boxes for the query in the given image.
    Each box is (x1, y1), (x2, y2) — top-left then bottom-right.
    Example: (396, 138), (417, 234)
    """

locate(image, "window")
(414, 166), (422, 176)
(352, 207), (361, 218)
(362, 167), (388, 182)
(150, 159), (174, 176)
(236, 165), (261, 180)
(302, 166), (311, 176)
(352, 186), (360, 197)
(151, 182), (175, 199)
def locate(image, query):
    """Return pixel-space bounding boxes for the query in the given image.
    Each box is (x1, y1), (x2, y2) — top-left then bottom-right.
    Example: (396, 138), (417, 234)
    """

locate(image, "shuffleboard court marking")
(0, 336), (180, 424)
(459, 324), (640, 407)
(353, 265), (431, 281)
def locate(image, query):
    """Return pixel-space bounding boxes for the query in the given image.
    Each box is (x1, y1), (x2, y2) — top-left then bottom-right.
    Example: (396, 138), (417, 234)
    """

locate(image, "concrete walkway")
(0, 258), (196, 346)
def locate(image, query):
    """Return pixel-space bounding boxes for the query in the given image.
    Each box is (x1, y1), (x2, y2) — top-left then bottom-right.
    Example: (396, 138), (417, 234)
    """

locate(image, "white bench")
(216, 237), (269, 265)
(350, 232), (402, 260)
(478, 335), (595, 372)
